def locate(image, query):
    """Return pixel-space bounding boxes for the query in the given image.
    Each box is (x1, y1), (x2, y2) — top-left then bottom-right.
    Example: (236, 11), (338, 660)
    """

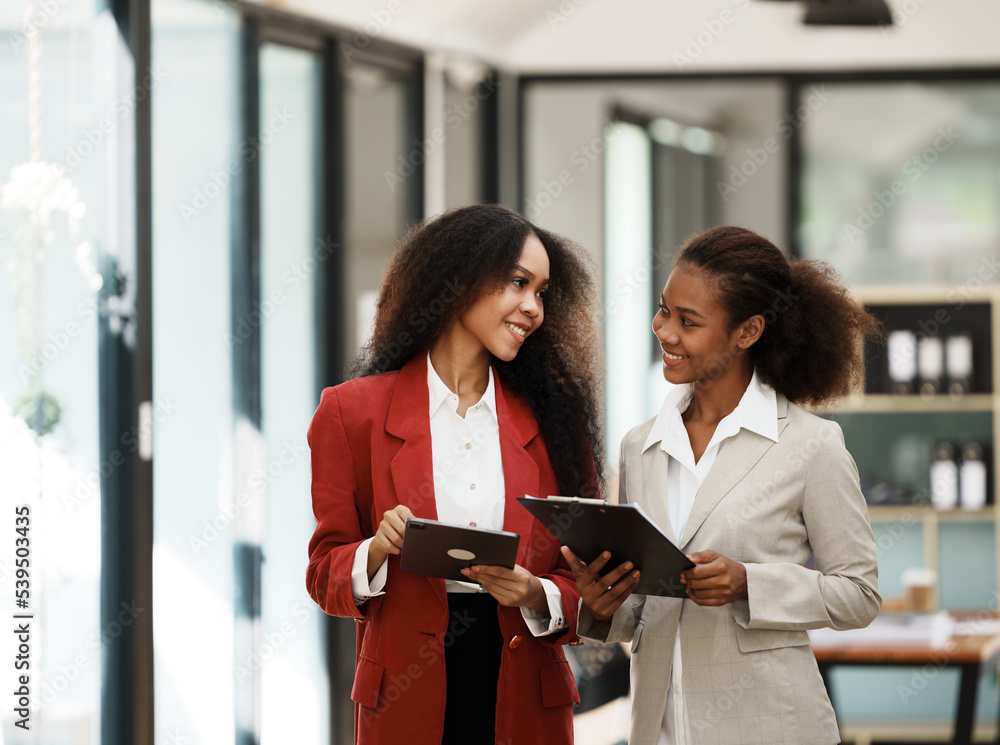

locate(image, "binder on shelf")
(517, 496), (694, 598)
(399, 518), (519, 583)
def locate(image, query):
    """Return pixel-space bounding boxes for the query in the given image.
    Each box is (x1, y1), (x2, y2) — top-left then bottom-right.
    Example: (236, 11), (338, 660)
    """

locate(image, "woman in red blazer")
(306, 204), (603, 745)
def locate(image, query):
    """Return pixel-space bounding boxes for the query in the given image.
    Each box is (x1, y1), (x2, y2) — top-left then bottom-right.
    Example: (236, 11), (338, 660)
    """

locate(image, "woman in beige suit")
(564, 226), (882, 745)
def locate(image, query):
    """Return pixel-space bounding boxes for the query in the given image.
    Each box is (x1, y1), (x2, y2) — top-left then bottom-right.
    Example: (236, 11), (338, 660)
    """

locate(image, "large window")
(258, 39), (328, 745)
(0, 2), (103, 741)
(151, 1), (239, 741)
(799, 79), (1000, 284)
(342, 57), (422, 363)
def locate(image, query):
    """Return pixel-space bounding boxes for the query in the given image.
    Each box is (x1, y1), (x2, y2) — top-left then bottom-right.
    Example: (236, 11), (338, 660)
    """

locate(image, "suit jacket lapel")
(385, 356), (448, 610)
(386, 355), (440, 522)
(639, 445), (679, 545)
(678, 393), (791, 549)
(495, 371), (540, 567)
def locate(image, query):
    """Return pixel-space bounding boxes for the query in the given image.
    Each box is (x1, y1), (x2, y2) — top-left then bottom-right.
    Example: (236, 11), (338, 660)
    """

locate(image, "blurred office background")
(1, 1), (1000, 743)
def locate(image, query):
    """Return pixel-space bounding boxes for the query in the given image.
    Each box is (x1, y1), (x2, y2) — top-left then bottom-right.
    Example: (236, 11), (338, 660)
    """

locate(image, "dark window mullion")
(233, 17), (263, 745)
(98, 0), (154, 744)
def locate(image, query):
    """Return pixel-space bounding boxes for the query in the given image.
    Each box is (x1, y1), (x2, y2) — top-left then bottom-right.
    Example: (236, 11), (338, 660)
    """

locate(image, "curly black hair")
(353, 204), (604, 498)
(675, 226), (882, 407)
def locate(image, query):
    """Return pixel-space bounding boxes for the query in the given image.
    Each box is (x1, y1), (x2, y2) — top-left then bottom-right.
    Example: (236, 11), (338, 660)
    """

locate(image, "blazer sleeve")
(578, 436), (646, 643)
(305, 386), (382, 620)
(734, 421), (881, 632)
(530, 557), (583, 646)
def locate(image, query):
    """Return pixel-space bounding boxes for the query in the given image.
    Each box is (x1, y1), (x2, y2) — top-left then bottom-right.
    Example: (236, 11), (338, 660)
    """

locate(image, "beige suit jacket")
(580, 393), (880, 745)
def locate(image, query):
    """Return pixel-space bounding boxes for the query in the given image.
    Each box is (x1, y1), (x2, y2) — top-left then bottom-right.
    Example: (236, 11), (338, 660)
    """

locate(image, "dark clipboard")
(399, 517), (520, 583)
(517, 496), (694, 597)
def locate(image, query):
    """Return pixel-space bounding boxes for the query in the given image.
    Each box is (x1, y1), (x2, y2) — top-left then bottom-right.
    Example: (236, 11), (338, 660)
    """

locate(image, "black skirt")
(441, 592), (503, 745)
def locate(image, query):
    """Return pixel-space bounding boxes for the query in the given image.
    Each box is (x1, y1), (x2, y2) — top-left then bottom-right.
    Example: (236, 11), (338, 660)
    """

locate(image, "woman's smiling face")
(456, 233), (550, 362)
(652, 263), (745, 387)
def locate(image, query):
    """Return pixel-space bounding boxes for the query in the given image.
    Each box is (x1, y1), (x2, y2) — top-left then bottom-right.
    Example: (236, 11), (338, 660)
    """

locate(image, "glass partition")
(343, 59), (420, 367)
(0, 1), (103, 741)
(151, 1), (239, 741)
(798, 80), (1000, 285)
(258, 40), (328, 745)
(444, 64), (489, 209)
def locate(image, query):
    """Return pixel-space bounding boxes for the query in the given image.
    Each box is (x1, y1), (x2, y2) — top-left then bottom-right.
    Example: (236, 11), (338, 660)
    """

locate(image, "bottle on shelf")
(945, 333), (974, 398)
(929, 441), (959, 510)
(959, 441), (988, 511)
(887, 329), (918, 395)
(917, 336), (944, 397)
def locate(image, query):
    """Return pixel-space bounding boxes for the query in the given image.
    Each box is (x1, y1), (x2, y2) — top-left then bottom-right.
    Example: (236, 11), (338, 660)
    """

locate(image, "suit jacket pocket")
(734, 624), (810, 654)
(539, 659), (580, 708)
(351, 655), (385, 709)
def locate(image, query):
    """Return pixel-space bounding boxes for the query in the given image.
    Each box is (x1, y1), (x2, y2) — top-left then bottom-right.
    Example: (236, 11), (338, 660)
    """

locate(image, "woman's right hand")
(560, 546), (640, 622)
(367, 504), (413, 580)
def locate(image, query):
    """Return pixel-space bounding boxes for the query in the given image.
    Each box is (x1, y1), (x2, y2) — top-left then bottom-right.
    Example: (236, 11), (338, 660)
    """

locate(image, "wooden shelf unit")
(816, 284), (1000, 611)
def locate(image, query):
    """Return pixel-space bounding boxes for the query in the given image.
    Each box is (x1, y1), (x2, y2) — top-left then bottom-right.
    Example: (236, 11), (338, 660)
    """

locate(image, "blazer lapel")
(386, 355), (440, 522)
(495, 371), (541, 567)
(385, 356), (447, 610)
(639, 445), (679, 545)
(678, 393), (791, 549)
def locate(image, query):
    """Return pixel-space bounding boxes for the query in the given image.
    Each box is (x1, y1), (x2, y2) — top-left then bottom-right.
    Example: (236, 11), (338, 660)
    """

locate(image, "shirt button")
(464, 442), (472, 450)
(469, 521), (477, 527)
(470, 483), (476, 490)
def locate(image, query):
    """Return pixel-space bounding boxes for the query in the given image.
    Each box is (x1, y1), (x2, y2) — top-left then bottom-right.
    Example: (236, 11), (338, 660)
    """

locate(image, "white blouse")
(350, 353), (566, 636)
(642, 371), (778, 745)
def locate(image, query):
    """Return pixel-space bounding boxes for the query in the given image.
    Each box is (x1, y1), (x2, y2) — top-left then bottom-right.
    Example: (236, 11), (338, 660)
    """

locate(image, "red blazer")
(306, 354), (582, 745)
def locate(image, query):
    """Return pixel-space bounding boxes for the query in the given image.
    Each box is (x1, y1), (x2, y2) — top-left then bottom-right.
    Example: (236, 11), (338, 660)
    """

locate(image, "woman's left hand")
(461, 564), (548, 613)
(681, 550), (748, 606)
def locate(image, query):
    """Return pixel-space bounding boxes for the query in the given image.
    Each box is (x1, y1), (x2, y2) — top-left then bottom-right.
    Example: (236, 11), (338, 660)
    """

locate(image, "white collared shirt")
(350, 353), (566, 636)
(644, 370), (779, 745)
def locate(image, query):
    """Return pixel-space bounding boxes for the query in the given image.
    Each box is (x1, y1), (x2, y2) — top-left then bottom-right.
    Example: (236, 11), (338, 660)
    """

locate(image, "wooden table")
(812, 622), (1000, 745)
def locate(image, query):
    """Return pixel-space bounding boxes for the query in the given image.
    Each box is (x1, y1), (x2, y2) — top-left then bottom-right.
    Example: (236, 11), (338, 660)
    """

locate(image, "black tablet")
(517, 496), (694, 597)
(399, 518), (520, 583)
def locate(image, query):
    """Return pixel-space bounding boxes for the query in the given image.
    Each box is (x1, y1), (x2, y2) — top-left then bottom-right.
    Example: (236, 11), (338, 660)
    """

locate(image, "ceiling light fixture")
(802, 0), (894, 26)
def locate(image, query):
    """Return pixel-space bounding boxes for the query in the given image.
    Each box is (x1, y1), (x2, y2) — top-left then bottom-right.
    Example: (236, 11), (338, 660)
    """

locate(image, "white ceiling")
(259, 0), (1000, 74)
